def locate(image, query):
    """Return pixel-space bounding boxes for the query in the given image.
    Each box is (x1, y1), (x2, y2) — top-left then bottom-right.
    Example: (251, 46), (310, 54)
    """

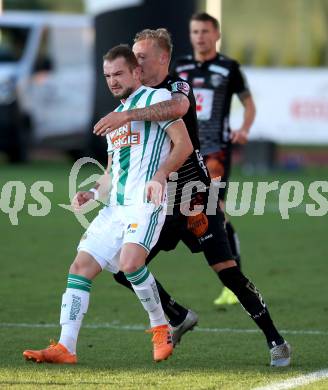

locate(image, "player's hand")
(72, 191), (96, 211)
(93, 111), (129, 136)
(146, 172), (166, 207)
(230, 128), (249, 144)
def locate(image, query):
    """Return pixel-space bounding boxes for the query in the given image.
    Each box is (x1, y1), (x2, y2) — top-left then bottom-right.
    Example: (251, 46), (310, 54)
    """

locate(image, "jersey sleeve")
(230, 61), (251, 98)
(150, 88), (180, 131)
(170, 80), (191, 98)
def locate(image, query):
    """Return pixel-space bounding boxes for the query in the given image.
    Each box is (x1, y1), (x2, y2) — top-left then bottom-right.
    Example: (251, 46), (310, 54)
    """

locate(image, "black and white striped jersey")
(172, 53), (250, 155)
(154, 75), (210, 208)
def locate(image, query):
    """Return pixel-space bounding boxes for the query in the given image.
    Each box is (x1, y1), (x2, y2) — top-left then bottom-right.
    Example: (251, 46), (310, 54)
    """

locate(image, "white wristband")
(89, 188), (99, 201)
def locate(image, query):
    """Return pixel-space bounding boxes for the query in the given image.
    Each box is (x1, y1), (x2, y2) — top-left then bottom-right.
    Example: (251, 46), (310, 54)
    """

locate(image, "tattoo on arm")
(127, 99), (178, 122)
(127, 94), (187, 122)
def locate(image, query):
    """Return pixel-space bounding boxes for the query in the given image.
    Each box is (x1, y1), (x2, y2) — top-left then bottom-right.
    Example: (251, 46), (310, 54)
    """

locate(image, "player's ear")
(159, 51), (168, 65)
(216, 30), (221, 42)
(133, 65), (142, 81)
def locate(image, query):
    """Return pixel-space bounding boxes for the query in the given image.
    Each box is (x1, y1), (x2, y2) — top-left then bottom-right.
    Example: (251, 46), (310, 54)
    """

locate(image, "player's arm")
(147, 119), (193, 206)
(230, 63), (256, 144)
(72, 155), (112, 210)
(94, 92), (190, 136)
(231, 94), (256, 144)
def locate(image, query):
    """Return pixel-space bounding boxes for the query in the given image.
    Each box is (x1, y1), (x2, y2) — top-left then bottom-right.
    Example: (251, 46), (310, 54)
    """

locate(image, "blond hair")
(134, 28), (173, 58)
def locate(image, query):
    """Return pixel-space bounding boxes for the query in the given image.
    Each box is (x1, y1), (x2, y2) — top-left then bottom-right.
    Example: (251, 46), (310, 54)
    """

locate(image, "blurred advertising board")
(230, 68), (328, 144)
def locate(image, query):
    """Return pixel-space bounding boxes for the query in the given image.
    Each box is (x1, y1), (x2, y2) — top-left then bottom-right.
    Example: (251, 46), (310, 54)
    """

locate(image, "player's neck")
(194, 49), (217, 63)
(121, 83), (143, 103)
(144, 70), (168, 88)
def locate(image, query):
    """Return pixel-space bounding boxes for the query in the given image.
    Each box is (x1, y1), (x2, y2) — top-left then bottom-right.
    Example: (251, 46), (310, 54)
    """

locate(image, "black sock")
(218, 267), (284, 348)
(113, 272), (188, 326)
(113, 271), (134, 291)
(225, 221), (241, 269)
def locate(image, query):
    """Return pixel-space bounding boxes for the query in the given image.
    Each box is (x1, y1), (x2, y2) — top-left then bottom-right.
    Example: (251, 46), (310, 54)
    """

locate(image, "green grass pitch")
(0, 161), (327, 389)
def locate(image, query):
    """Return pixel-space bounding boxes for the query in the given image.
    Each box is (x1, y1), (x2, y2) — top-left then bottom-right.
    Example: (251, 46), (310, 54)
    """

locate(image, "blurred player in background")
(23, 45), (193, 364)
(173, 12), (256, 305)
(94, 29), (291, 367)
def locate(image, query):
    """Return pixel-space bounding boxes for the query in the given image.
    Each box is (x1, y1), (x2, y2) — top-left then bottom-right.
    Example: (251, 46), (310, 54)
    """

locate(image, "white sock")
(59, 280), (90, 354)
(125, 266), (167, 328)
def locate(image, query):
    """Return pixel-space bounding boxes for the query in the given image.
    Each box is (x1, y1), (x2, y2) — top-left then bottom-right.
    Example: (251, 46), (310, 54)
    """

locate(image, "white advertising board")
(230, 68), (328, 144)
(84, 0), (143, 15)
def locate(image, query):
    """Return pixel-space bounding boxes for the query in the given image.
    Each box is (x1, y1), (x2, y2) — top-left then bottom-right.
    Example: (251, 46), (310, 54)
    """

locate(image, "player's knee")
(69, 251), (100, 279)
(217, 265), (248, 294)
(119, 248), (146, 273)
(119, 258), (140, 274)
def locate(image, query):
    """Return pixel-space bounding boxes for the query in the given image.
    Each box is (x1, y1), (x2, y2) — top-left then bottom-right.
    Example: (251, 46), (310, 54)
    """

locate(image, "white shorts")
(77, 203), (166, 274)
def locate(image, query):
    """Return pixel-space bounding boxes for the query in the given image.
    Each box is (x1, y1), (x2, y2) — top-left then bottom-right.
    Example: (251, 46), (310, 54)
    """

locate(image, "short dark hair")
(190, 12), (220, 31)
(103, 44), (139, 70)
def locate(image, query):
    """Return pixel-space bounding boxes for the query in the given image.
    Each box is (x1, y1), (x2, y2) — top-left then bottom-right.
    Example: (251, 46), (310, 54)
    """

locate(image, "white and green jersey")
(106, 86), (177, 206)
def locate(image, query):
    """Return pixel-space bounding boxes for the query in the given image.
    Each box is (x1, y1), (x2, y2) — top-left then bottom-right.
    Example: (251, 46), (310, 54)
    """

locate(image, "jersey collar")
(193, 53), (220, 65)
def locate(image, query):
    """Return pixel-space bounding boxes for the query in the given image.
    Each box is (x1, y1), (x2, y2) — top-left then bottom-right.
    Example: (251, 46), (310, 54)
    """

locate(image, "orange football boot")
(146, 324), (173, 362)
(23, 341), (77, 364)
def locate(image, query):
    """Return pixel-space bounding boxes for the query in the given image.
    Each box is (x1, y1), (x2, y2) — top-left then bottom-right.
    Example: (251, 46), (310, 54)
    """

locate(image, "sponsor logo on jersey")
(194, 89), (215, 121)
(175, 64), (196, 72)
(208, 64), (229, 77)
(210, 74), (222, 87)
(195, 92), (204, 114)
(195, 149), (208, 176)
(192, 77), (205, 87)
(199, 233), (213, 243)
(127, 223), (138, 233)
(109, 123), (140, 149)
(187, 213), (209, 238)
(171, 81), (190, 95)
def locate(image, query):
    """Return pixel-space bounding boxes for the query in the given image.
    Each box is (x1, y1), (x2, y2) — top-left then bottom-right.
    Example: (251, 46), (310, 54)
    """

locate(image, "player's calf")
(217, 266), (290, 366)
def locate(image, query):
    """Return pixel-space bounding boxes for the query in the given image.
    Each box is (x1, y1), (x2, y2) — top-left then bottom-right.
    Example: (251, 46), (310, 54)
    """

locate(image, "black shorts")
(147, 207), (233, 267)
(203, 148), (231, 201)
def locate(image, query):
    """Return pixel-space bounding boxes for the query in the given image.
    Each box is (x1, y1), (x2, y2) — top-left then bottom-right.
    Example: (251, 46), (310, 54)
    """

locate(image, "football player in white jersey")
(23, 45), (193, 364)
